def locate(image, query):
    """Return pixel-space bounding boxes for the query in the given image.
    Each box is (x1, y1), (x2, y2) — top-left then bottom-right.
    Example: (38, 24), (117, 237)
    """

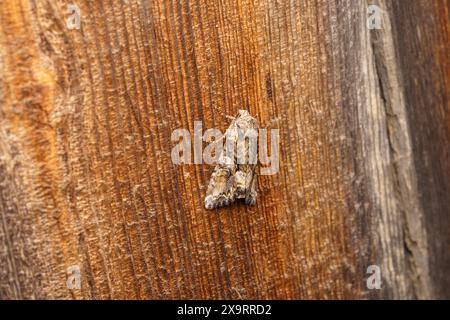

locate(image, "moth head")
(237, 109), (250, 117)
(235, 110), (258, 131)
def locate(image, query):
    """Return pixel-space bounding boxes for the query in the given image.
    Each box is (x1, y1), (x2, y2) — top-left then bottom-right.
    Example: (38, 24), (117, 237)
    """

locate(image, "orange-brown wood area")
(0, 0), (448, 299)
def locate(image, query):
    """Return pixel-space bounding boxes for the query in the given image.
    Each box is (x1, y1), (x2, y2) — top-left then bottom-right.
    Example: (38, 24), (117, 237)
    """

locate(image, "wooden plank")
(0, 0), (448, 299)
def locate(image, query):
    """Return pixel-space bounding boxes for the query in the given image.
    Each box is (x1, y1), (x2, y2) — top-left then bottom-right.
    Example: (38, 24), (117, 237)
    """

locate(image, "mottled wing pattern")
(205, 110), (258, 209)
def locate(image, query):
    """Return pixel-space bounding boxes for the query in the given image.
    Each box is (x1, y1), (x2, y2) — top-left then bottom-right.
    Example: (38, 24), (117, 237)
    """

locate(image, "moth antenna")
(209, 105), (241, 121)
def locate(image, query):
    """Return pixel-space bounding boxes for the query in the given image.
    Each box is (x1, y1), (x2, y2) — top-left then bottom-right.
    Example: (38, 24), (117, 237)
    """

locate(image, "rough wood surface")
(0, 0), (448, 299)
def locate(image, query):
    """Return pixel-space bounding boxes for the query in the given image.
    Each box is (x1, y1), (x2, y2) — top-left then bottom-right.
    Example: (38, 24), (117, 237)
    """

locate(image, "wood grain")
(0, 0), (448, 299)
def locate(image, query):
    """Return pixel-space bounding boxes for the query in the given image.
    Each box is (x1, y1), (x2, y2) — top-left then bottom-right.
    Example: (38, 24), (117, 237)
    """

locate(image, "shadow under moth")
(205, 110), (258, 209)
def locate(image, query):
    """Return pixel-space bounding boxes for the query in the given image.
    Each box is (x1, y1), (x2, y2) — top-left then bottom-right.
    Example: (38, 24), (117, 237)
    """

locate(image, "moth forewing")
(205, 110), (258, 209)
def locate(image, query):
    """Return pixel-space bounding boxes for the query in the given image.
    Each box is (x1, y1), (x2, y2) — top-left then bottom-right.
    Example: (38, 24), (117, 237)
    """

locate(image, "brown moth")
(205, 110), (258, 209)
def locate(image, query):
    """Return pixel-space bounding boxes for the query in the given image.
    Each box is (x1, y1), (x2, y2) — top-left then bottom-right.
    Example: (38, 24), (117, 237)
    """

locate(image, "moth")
(205, 110), (258, 209)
